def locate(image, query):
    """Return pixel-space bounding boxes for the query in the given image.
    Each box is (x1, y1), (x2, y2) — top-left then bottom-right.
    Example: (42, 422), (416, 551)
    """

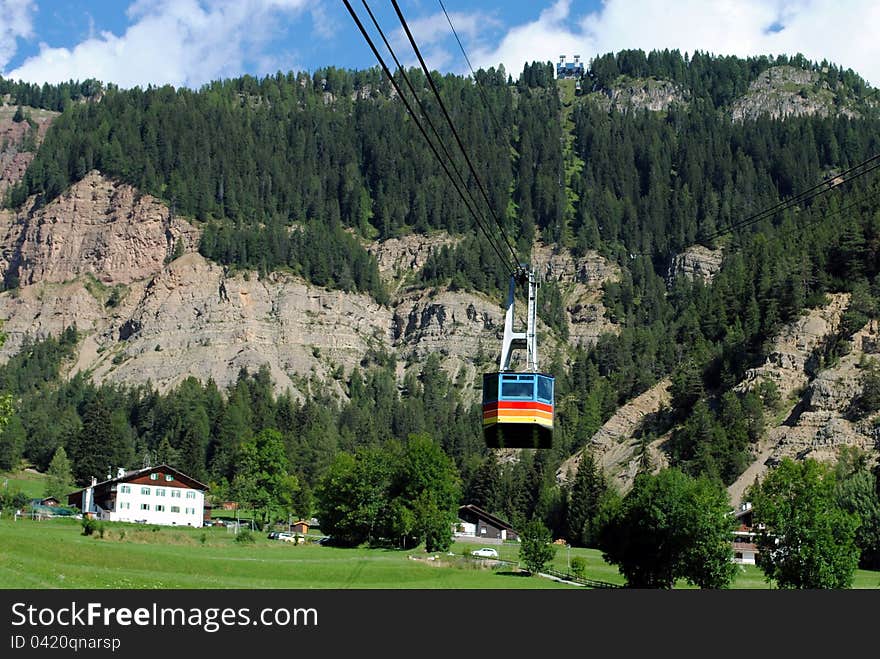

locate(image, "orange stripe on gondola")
(483, 416), (553, 428)
(482, 401), (553, 413)
(483, 409), (554, 420)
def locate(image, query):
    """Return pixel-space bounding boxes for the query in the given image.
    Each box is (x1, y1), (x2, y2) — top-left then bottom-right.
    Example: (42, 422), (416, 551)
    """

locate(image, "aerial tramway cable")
(357, 0), (514, 275)
(346, 1), (555, 449)
(390, 0), (522, 274)
(703, 152), (880, 242)
(437, 0), (506, 137)
(341, 0), (515, 275)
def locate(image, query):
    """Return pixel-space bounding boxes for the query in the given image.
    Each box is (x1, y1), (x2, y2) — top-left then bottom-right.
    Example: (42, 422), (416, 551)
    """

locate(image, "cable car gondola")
(482, 269), (554, 449)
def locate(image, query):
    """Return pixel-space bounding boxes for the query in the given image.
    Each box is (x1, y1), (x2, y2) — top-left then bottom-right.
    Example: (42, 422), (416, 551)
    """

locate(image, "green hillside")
(2, 49), (880, 587)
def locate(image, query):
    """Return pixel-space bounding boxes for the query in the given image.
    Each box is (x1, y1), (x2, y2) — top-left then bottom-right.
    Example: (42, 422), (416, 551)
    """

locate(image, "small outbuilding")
(455, 504), (518, 542)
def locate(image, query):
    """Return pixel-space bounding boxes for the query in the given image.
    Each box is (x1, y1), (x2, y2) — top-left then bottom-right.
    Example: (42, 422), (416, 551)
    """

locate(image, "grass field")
(0, 518), (572, 589)
(1, 469), (49, 499)
(3, 517), (879, 589)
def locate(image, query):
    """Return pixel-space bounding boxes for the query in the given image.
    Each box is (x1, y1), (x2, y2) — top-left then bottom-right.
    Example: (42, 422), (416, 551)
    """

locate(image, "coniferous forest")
(2, 49), (880, 573)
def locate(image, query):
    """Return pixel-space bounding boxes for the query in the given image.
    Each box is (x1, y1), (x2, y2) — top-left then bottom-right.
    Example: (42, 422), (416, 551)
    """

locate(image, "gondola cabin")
(482, 372), (554, 449)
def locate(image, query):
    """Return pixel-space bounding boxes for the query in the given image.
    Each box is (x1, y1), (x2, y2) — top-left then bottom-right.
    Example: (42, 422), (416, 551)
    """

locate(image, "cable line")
(357, 0), (513, 273)
(702, 152), (880, 242)
(341, 0), (515, 274)
(391, 0), (522, 273)
(437, 0), (505, 136)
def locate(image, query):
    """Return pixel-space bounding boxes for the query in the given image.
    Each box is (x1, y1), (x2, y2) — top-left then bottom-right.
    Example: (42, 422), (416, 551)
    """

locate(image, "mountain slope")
(0, 172), (619, 399)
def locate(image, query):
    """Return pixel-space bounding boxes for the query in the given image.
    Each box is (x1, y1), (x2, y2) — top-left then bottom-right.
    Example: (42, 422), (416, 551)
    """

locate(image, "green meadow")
(0, 518), (571, 589)
(2, 517), (879, 589)
(1, 469), (50, 500)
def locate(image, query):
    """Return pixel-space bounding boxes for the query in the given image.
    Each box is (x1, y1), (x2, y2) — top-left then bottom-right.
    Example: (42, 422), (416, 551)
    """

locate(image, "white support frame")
(499, 269), (538, 372)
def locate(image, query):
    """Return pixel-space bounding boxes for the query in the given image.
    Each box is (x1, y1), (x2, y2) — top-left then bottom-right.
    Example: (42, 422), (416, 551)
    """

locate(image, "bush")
(81, 517), (98, 536)
(234, 528), (255, 544)
(570, 556), (586, 579)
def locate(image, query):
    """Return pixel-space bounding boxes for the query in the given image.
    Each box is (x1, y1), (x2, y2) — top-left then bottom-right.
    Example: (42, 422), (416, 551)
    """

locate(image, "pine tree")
(45, 446), (74, 501)
(566, 451), (608, 546)
(70, 396), (116, 485)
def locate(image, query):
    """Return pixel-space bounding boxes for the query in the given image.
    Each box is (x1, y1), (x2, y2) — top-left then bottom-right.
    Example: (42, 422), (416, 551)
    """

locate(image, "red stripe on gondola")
(482, 401), (553, 413)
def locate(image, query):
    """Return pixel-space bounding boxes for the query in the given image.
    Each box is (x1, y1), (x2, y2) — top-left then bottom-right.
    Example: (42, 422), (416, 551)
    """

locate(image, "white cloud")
(4, 0), (310, 88)
(389, 9), (500, 74)
(472, 1), (585, 77)
(474, 0), (880, 87)
(0, 0), (35, 70)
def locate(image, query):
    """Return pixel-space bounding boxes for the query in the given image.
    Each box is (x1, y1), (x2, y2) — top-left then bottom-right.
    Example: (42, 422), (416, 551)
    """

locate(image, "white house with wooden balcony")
(67, 464), (208, 527)
(732, 502), (760, 565)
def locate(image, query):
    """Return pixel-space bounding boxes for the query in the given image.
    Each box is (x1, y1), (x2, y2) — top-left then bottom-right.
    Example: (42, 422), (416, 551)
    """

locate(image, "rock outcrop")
(556, 378), (672, 494)
(726, 293), (867, 506)
(730, 65), (860, 122)
(588, 77), (689, 114)
(530, 242), (620, 347)
(666, 245), (724, 285)
(8, 171), (199, 287)
(0, 104), (57, 198)
(368, 232), (458, 280)
(82, 252), (395, 397)
(734, 293), (849, 402)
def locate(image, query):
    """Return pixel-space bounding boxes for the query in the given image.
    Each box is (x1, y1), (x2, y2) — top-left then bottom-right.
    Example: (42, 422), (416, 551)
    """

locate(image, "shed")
(456, 504), (518, 541)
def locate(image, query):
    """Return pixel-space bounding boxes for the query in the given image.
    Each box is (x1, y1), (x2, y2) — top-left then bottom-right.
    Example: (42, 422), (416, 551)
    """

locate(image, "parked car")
(471, 547), (499, 558)
(267, 531), (279, 540)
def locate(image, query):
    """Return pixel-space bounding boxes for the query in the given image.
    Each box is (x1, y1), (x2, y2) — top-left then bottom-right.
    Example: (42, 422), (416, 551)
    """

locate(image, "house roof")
(67, 463), (209, 499)
(458, 504), (516, 532)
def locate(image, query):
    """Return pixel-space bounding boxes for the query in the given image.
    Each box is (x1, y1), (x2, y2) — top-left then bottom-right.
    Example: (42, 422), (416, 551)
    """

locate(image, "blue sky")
(2, 1), (879, 89)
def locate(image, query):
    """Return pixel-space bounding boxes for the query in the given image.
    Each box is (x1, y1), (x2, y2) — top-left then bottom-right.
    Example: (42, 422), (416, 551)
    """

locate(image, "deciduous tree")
(599, 468), (736, 588)
(749, 458), (860, 588)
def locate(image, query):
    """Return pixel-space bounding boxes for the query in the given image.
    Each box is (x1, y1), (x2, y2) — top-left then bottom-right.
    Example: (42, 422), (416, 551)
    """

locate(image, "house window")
(140, 503), (150, 511)
(119, 502), (130, 510)
(165, 474), (174, 481)
(171, 490), (181, 498)
(185, 507), (194, 515)
(150, 473), (158, 480)
(185, 491), (196, 499)
(141, 487), (150, 495)
(155, 505), (165, 512)
(120, 485), (130, 494)
(155, 488), (166, 497)
(171, 506), (180, 513)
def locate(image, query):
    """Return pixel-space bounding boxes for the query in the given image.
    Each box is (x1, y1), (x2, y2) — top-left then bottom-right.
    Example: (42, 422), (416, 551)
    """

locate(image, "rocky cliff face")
(0, 172), (619, 398)
(725, 293), (877, 506)
(764, 322), (879, 465)
(7, 171), (200, 287)
(0, 104), (57, 198)
(730, 65), (860, 122)
(556, 377), (672, 494)
(555, 293), (878, 500)
(83, 253), (396, 398)
(587, 77), (689, 114)
(530, 242), (620, 346)
(734, 293), (849, 403)
(666, 244), (724, 285)
(366, 232), (459, 296)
